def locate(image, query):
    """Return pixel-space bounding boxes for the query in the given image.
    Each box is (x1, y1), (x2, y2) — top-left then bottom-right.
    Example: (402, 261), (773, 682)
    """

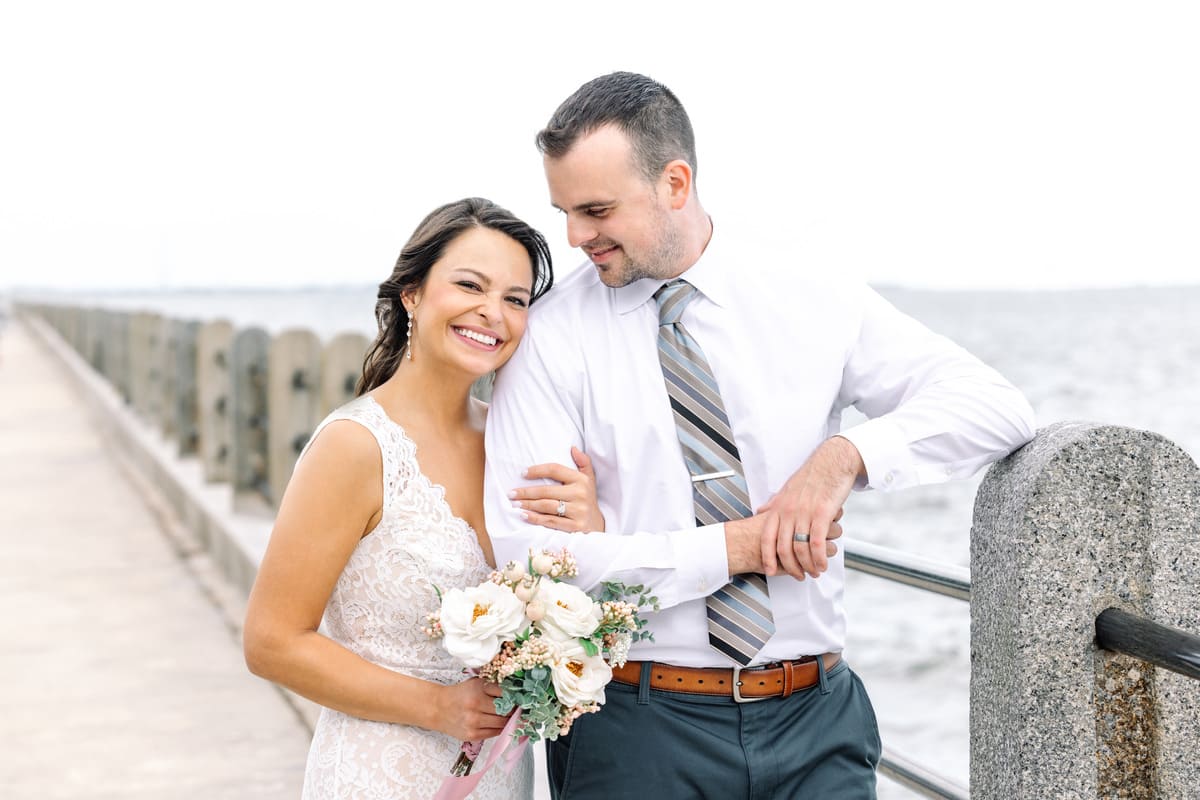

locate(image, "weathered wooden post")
(197, 320), (234, 483)
(971, 422), (1200, 798)
(320, 332), (369, 415)
(267, 328), (323, 508)
(230, 327), (271, 512)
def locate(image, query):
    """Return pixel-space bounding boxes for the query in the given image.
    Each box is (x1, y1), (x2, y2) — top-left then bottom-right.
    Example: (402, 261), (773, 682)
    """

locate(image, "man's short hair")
(536, 72), (697, 183)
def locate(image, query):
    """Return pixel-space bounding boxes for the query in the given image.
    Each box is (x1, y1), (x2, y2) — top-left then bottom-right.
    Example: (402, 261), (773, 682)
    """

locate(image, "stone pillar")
(266, 328), (322, 508)
(163, 318), (183, 440)
(147, 314), (169, 427)
(971, 422), (1200, 798)
(127, 312), (150, 418)
(89, 308), (109, 379)
(166, 319), (201, 456)
(82, 307), (103, 371)
(128, 312), (164, 420)
(112, 311), (132, 404)
(197, 320), (234, 483)
(320, 332), (368, 416)
(230, 327), (271, 512)
(64, 306), (82, 354)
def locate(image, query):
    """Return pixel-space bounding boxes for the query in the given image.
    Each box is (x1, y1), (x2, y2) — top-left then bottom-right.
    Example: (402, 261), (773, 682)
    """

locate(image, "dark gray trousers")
(546, 658), (880, 799)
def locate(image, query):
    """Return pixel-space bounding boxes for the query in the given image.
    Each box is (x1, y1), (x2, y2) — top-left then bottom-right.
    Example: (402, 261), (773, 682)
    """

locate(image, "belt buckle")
(731, 665), (768, 703)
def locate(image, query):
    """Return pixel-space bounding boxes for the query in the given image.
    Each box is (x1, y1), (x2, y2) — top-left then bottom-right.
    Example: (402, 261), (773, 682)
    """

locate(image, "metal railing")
(843, 539), (971, 800)
(881, 748), (973, 800)
(1095, 606), (1200, 681)
(844, 539), (971, 602)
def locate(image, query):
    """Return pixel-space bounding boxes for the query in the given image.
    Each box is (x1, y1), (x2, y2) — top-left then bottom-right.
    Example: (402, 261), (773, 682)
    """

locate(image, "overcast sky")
(2, 1), (1197, 292)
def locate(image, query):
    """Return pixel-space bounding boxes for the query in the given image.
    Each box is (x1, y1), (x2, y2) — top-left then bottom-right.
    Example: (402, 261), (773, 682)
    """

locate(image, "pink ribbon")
(433, 713), (529, 800)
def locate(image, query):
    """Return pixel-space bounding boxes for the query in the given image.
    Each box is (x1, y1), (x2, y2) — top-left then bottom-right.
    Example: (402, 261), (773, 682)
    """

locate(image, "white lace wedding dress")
(299, 395), (533, 799)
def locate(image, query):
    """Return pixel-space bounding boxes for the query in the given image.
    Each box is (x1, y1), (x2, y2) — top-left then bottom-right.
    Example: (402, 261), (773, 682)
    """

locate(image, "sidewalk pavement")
(0, 319), (311, 799)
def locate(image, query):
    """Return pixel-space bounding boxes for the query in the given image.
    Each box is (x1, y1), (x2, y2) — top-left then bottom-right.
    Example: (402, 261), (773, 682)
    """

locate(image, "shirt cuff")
(678, 523), (734, 602)
(837, 419), (914, 492)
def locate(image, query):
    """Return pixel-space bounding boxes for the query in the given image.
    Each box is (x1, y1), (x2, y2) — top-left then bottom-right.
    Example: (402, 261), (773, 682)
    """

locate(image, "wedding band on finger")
(556, 500), (567, 518)
(792, 532), (810, 543)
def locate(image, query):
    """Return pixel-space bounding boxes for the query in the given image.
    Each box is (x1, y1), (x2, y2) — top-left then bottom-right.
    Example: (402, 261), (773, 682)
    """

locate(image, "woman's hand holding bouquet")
(425, 548), (656, 793)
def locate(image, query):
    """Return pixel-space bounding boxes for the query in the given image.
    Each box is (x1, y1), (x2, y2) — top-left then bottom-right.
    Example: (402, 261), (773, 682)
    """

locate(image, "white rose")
(439, 581), (528, 668)
(551, 639), (612, 707)
(536, 580), (601, 641)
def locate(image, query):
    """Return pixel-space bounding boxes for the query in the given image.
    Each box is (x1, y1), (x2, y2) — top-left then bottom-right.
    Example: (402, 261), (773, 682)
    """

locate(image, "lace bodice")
(316, 395), (492, 682)
(300, 395), (531, 799)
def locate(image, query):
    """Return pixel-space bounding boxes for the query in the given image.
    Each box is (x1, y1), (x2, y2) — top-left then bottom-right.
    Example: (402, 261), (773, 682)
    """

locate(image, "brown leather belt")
(611, 653), (842, 703)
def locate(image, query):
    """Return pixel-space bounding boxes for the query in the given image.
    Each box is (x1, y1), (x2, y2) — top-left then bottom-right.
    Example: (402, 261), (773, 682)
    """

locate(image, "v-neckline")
(363, 394), (480, 539)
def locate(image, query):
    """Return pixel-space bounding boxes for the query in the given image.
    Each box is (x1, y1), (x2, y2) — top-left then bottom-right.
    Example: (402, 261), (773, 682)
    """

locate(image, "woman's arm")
(242, 419), (507, 741)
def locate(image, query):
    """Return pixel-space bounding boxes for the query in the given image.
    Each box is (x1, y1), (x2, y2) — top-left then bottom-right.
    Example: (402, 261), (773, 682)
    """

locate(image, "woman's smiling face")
(404, 225), (535, 378)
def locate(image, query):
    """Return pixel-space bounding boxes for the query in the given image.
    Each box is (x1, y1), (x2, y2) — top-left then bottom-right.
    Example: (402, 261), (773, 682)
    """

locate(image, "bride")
(243, 198), (603, 799)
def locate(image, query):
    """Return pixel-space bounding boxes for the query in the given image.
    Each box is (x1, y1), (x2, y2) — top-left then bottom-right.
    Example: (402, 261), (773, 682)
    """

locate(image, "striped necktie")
(654, 279), (774, 665)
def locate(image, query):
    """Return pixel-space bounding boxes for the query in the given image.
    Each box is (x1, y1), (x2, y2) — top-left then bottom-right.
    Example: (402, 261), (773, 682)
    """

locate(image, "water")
(842, 286), (1200, 795)
(26, 283), (1200, 796)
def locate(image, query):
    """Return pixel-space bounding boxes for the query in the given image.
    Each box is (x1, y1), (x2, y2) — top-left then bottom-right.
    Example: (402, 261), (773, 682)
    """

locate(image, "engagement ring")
(556, 500), (567, 517)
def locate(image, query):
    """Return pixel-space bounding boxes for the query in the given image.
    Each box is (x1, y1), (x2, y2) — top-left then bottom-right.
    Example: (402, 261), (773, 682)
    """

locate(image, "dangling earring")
(405, 311), (414, 361)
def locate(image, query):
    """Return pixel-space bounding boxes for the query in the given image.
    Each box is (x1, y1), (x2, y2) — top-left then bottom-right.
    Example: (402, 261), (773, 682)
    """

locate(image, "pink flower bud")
(531, 554), (554, 575)
(525, 599), (546, 622)
(514, 582), (537, 602)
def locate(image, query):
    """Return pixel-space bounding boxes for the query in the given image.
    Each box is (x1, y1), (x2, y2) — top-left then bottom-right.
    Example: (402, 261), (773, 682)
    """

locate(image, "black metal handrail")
(1095, 607), (1200, 681)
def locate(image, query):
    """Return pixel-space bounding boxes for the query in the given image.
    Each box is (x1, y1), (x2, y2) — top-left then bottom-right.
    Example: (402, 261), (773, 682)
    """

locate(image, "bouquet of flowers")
(424, 547), (656, 790)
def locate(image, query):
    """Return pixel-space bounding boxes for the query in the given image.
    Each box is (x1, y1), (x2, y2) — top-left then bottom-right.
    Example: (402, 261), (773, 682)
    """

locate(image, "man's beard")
(603, 210), (685, 288)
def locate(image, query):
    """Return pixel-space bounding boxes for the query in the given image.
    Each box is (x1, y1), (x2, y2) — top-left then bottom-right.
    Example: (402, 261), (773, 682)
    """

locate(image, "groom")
(484, 72), (1035, 798)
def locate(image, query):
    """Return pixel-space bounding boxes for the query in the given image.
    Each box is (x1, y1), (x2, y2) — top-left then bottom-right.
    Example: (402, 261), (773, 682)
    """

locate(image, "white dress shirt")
(483, 226), (1036, 668)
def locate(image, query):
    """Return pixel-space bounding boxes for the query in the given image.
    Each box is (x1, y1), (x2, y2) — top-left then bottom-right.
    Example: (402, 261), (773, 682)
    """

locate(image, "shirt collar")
(612, 218), (731, 315)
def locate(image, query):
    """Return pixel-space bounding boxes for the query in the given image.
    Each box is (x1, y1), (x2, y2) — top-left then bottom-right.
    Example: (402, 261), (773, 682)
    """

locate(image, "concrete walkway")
(0, 320), (311, 799)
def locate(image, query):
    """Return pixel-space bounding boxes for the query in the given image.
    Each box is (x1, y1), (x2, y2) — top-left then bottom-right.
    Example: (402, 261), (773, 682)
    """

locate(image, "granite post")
(971, 421), (1200, 798)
